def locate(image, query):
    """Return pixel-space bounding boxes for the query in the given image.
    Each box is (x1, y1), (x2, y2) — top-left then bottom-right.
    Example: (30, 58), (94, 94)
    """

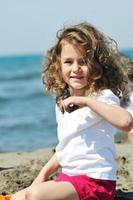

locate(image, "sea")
(0, 50), (133, 152)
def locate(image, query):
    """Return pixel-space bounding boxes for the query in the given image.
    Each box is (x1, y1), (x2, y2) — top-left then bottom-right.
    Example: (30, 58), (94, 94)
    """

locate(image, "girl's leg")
(11, 187), (29, 200)
(25, 180), (79, 200)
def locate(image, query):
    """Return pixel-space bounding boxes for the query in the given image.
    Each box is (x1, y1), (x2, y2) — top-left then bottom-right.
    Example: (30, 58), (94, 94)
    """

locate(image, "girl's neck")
(69, 88), (86, 96)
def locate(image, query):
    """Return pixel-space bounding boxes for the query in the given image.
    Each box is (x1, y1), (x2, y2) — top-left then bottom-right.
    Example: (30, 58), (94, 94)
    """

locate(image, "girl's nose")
(72, 62), (81, 72)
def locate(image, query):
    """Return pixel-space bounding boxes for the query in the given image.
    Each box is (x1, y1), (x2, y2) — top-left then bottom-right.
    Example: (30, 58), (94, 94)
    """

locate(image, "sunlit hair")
(42, 22), (129, 101)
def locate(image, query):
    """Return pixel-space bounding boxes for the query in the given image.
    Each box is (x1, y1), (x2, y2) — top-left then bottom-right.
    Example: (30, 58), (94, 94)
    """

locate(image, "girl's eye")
(79, 59), (86, 65)
(64, 61), (72, 64)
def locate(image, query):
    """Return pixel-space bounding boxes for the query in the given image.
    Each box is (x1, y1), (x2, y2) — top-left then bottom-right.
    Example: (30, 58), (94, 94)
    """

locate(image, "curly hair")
(42, 22), (129, 101)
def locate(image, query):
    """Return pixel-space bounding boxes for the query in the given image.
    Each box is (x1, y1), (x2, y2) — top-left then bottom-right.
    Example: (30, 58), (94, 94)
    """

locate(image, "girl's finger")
(60, 100), (65, 114)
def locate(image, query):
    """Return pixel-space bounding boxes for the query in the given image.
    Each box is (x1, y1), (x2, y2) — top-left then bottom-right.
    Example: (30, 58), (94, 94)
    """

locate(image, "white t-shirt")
(55, 89), (120, 180)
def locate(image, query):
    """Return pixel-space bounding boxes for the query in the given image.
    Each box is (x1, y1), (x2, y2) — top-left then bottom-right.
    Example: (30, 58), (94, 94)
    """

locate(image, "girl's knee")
(25, 186), (48, 200)
(25, 187), (38, 200)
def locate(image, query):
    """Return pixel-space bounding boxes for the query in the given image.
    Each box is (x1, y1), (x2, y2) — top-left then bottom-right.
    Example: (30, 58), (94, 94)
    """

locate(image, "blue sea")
(0, 50), (133, 152)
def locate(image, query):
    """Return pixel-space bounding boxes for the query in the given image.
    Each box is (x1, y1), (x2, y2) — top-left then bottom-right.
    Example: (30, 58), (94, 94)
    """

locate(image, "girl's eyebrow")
(63, 57), (84, 60)
(63, 58), (73, 60)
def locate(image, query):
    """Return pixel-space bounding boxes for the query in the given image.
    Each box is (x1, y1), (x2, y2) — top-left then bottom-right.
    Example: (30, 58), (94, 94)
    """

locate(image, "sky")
(0, 0), (133, 56)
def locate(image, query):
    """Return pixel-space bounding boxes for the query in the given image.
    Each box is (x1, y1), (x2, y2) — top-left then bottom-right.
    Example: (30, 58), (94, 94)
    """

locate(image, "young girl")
(11, 22), (133, 200)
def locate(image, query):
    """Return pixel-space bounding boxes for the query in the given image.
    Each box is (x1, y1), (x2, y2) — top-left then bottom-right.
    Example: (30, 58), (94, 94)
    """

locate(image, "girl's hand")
(31, 153), (60, 185)
(59, 96), (87, 113)
(31, 174), (46, 186)
(31, 168), (48, 186)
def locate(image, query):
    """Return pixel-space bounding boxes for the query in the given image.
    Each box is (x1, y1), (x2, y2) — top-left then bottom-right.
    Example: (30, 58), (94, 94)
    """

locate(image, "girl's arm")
(60, 96), (133, 132)
(85, 97), (133, 132)
(31, 153), (60, 185)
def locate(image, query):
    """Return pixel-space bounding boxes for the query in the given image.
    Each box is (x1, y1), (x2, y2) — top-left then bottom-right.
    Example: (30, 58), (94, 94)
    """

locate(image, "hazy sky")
(0, 0), (133, 56)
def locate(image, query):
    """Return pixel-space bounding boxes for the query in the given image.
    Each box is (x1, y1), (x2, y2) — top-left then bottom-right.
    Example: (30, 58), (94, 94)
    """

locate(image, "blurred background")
(0, 0), (133, 152)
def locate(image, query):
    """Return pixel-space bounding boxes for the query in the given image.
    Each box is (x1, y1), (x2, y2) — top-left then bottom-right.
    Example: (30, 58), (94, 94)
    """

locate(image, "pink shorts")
(54, 173), (116, 200)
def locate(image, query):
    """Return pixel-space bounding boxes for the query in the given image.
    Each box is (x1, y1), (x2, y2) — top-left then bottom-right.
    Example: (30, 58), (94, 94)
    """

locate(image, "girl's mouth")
(70, 76), (83, 79)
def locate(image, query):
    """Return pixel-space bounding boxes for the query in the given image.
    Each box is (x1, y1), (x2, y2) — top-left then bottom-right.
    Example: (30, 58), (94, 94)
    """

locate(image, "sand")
(0, 143), (133, 200)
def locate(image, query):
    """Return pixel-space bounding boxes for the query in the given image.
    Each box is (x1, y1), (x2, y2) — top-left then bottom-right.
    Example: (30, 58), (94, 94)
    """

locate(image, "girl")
(11, 22), (133, 200)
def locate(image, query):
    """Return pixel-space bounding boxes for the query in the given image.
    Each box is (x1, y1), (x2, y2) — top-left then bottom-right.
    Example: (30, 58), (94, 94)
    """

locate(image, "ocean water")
(0, 55), (57, 152)
(0, 50), (133, 152)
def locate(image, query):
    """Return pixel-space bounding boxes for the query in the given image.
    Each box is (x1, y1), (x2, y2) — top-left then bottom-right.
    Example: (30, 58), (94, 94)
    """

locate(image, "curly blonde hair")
(42, 22), (129, 101)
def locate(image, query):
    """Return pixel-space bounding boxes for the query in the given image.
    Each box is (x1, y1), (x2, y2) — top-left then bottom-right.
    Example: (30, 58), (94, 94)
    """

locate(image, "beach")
(0, 142), (133, 200)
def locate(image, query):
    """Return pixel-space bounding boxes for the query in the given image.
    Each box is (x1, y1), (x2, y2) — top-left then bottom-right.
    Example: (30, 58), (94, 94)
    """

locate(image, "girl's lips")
(70, 76), (83, 79)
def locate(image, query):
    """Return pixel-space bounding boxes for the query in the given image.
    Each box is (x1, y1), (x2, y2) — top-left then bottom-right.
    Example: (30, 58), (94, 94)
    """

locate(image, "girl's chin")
(69, 83), (86, 90)
(69, 85), (86, 95)
(70, 86), (85, 90)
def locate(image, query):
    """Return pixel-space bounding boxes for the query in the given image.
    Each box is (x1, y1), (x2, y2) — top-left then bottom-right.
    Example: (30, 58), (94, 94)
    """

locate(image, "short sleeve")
(97, 89), (120, 106)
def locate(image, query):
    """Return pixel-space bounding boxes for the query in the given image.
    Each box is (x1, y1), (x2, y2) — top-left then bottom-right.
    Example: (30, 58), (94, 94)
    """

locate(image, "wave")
(0, 54), (42, 63)
(0, 92), (46, 105)
(0, 96), (11, 103)
(0, 54), (43, 82)
(14, 90), (46, 100)
(0, 72), (41, 82)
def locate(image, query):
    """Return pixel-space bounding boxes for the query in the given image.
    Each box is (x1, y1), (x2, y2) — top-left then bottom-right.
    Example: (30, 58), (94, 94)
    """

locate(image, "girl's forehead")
(61, 43), (84, 58)
(61, 41), (84, 56)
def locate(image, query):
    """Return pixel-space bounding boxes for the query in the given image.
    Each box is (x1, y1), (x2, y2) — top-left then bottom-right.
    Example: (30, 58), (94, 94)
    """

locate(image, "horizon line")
(0, 48), (133, 59)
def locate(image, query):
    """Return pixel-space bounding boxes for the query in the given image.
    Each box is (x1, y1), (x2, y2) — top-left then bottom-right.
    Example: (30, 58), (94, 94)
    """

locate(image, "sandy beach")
(0, 142), (133, 200)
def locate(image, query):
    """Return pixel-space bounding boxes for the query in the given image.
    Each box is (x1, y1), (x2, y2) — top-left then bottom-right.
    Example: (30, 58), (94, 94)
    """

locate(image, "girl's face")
(60, 42), (89, 96)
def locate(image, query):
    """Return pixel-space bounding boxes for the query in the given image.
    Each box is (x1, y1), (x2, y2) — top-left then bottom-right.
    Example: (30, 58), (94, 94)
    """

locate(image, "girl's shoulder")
(95, 89), (120, 105)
